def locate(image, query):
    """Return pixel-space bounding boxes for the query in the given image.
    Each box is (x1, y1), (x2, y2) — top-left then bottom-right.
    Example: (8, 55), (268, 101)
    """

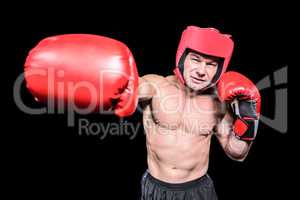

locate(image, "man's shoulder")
(141, 74), (176, 84)
(165, 75), (177, 82)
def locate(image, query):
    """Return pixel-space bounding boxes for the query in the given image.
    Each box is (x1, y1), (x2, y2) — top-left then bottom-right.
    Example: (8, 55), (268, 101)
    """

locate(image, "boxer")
(138, 26), (260, 200)
(24, 26), (261, 200)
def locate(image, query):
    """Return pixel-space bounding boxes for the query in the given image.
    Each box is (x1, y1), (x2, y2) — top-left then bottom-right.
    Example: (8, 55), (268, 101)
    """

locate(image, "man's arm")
(138, 74), (167, 101)
(215, 71), (261, 161)
(215, 111), (252, 162)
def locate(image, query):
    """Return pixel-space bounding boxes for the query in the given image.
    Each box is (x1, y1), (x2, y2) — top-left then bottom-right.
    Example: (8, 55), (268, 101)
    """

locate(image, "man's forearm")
(225, 133), (252, 161)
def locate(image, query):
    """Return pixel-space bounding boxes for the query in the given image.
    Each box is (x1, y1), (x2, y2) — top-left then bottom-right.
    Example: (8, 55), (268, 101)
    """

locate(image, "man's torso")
(142, 76), (222, 183)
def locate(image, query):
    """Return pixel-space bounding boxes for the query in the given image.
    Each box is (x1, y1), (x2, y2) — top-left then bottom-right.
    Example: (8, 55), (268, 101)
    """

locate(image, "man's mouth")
(191, 76), (206, 84)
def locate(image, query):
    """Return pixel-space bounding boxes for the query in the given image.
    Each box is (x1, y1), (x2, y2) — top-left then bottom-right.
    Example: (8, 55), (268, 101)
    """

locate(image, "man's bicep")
(138, 74), (166, 101)
(215, 112), (234, 148)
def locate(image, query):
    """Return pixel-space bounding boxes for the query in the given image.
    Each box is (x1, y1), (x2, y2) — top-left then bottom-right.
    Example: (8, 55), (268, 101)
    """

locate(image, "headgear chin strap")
(174, 26), (234, 87)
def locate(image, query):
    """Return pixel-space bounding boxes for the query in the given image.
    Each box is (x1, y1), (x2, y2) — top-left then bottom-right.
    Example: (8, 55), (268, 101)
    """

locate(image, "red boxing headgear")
(174, 26), (234, 86)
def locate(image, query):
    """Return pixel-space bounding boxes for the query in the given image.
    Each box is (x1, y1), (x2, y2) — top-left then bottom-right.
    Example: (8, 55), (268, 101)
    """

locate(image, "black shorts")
(140, 171), (218, 200)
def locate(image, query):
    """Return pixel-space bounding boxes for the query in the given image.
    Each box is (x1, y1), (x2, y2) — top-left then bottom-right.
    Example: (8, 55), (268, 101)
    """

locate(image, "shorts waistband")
(145, 171), (210, 190)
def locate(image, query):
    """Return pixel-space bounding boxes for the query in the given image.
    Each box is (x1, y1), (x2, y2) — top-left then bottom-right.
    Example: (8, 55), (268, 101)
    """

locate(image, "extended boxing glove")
(24, 34), (139, 117)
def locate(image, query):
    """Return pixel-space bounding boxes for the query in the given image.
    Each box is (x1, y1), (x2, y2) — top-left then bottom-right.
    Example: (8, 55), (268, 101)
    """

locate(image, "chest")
(150, 87), (219, 133)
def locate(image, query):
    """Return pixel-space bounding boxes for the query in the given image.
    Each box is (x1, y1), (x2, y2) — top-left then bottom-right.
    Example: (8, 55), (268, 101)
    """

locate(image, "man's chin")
(187, 82), (210, 91)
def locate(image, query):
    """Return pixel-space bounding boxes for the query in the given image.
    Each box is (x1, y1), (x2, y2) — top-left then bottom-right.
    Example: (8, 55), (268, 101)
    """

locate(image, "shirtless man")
(24, 26), (261, 200)
(138, 26), (261, 199)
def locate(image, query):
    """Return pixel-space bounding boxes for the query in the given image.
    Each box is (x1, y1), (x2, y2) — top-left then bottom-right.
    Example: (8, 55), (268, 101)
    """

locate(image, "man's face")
(183, 52), (219, 91)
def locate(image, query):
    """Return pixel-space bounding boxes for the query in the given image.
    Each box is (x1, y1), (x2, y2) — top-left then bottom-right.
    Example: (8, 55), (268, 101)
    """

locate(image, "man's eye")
(191, 58), (200, 62)
(208, 63), (218, 67)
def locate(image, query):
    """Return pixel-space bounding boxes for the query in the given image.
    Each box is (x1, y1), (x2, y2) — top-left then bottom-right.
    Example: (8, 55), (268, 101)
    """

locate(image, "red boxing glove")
(24, 34), (139, 117)
(217, 71), (261, 141)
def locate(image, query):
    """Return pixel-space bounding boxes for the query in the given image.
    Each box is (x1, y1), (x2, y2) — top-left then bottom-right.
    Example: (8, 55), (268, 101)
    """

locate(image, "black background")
(6, 2), (293, 200)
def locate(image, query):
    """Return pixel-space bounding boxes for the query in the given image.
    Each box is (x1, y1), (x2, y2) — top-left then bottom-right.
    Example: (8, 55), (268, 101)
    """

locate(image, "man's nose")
(196, 62), (206, 77)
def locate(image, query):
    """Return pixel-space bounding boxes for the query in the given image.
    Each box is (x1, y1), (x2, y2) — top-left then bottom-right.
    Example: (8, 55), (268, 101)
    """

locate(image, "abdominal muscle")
(145, 118), (212, 183)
